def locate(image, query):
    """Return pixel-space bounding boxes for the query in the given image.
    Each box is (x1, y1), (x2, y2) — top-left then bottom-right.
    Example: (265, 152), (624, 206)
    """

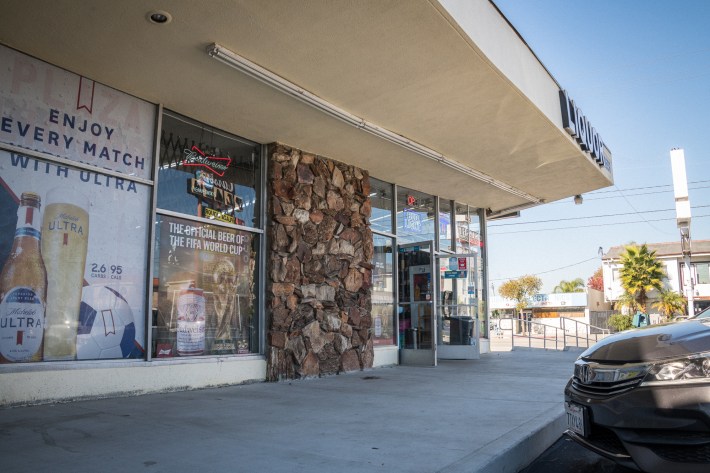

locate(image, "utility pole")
(670, 148), (695, 316)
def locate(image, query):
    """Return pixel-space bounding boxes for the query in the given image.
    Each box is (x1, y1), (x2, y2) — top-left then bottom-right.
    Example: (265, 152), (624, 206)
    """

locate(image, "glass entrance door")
(436, 254), (480, 360)
(397, 241), (436, 366)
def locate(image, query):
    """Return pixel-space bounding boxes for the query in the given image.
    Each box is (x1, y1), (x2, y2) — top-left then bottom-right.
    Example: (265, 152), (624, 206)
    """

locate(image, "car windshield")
(689, 307), (710, 320)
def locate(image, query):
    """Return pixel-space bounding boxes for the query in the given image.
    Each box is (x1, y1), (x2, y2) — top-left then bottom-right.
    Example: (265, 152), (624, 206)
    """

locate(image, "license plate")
(565, 402), (588, 437)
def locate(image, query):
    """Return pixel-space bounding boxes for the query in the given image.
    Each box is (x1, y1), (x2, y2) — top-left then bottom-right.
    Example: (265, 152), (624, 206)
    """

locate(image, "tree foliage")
(609, 313), (633, 332)
(587, 267), (604, 291)
(498, 275), (543, 313)
(618, 244), (665, 311)
(553, 278), (585, 293)
(652, 289), (687, 320)
(616, 291), (642, 314)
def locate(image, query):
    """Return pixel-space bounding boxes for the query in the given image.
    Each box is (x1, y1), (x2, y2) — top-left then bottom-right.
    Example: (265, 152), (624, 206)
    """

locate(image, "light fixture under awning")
(206, 43), (543, 205)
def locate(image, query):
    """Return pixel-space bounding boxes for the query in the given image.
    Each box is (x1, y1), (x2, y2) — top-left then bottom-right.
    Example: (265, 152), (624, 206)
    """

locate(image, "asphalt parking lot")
(519, 436), (636, 473)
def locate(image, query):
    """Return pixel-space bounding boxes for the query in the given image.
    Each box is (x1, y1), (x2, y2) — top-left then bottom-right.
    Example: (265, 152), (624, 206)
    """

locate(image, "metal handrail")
(490, 316), (612, 351)
(493, 317), (566, 351)
(560, 317), (610, 349)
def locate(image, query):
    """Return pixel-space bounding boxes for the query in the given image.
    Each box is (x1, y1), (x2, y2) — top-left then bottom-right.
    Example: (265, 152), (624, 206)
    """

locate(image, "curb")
(438, 406), (566, 473)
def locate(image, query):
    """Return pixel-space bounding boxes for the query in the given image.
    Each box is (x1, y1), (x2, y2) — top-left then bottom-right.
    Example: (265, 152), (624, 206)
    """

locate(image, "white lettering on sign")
(559, 89), (612, 173)
(0, 45), (156, 178)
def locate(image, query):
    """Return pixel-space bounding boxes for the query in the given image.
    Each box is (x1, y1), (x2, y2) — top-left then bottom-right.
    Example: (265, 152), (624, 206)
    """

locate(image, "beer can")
(176, 286), (205, 356)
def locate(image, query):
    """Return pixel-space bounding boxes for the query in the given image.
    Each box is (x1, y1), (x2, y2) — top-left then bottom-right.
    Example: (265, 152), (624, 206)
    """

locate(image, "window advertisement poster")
(153, 214), (257, 358)
(403, 208), (423, 233)
(397, 189), (436, 244)
(439, 212), (450, 239)
(0, 150), (150, 362)
(372, 234), (395, 346)
(0, 44), (155, 180)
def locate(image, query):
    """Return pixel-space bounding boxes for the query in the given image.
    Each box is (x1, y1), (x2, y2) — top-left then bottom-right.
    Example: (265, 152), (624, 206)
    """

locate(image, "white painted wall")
(1, 357), (266, 407)
(490, 292), (588, 310)
(664, 260), (681, 292)
(602, 256), (710, 303)
(2, 347), (409, 406)
(373, 346), (399, 367)
(587, 288), (611, 311)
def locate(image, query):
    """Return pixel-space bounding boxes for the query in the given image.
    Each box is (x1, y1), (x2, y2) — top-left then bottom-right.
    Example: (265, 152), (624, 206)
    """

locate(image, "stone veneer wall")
(266, 144), (374, 381)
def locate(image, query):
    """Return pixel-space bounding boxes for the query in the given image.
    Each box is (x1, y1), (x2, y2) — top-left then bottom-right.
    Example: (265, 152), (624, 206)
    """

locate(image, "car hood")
(581, 319), (710, 363)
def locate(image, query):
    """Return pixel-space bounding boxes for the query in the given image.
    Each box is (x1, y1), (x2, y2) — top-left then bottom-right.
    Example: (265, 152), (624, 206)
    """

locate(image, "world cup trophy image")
(211, 258), (238, 353)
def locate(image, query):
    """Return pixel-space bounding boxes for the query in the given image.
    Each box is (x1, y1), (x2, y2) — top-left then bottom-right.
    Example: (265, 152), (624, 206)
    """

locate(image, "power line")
(491, 208), (667, 227)
(490, 256), (599, 282)
(489, 204), (710, 227)
(614, 185), (667, 233)
(536, 184), (708, 235)
(546, 183), (710, 204)
(584, 184), (710, 202)
(489, 214), (710, 235)
(586, 179), (710, 195)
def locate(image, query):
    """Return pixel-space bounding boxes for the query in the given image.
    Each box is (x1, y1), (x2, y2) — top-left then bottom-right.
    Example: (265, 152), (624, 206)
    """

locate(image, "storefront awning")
(0, 0), (613, 212)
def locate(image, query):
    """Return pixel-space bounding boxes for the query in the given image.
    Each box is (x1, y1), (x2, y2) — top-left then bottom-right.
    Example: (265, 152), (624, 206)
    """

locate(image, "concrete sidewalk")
(0, 350), (578, 473)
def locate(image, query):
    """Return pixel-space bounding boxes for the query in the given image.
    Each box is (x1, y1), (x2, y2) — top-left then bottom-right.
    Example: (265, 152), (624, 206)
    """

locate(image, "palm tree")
(652, 289), (687, 321)
(618, 244), (665, 311)
(553, 278), (585, 293)
(616, 291), (642, 314)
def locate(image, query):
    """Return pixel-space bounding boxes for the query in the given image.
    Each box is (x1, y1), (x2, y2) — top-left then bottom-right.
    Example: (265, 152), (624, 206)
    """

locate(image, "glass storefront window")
(438, 254), (478, 346)
(158, 111), (261, 229)
(370, 177), (393, 234)
(439, 199), (453, 252)
(468, 207), (486, 335)
(151, 214), (259, 357)
(453, 203), (486, 336)
(396, 186), (435, 245)
(468, 209), (482, 251)
(372, 234), (396, 345)
(455, 202), (470, 253)
(0, 152), (151, 362)
(0, 45), (155, 181)
(153, 111), (262, 359)
(0, 45), (156, 363)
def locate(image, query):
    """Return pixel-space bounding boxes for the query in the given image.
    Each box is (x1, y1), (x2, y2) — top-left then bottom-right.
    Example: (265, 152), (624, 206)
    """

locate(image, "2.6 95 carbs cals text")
(90, 263), (123, 280)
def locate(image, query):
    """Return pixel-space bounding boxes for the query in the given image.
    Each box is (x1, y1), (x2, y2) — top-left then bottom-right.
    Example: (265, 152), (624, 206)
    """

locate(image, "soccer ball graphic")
(76, 285), (144, 359)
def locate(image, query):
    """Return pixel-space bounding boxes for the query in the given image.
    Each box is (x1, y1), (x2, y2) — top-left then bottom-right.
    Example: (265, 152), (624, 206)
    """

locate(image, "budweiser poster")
(154, 215), (255, 357)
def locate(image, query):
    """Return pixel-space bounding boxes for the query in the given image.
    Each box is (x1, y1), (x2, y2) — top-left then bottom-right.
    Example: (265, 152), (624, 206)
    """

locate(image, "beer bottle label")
(0, 287), (45, 362)
(176, 289), (205, 356)
(14, 227), (41, 240)
(375, 316), (383, 337)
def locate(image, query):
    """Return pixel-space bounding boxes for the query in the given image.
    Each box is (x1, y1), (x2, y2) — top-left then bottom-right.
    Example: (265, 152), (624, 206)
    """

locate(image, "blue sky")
(488, 0), (710, 293)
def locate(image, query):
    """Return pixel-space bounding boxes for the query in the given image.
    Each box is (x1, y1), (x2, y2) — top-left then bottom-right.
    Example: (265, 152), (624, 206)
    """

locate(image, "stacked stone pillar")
(266, 144), (374, 380)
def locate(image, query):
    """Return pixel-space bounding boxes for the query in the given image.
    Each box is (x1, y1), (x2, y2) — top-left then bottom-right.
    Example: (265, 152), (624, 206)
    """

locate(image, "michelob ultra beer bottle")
(0, 192), (47, 362)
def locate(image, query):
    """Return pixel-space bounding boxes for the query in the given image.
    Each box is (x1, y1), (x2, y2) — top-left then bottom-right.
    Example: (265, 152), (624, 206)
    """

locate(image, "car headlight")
(641, 352), (710, 386)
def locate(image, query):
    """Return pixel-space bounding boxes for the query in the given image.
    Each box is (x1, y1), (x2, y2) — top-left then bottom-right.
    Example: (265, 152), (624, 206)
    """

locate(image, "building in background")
(0, 1), (612, 405)
(490, 289), (611, 326)
(602, 241), (710, 315)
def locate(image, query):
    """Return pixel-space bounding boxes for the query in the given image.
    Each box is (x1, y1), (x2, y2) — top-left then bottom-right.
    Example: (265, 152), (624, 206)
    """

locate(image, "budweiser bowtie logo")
(182, 146), (231, 176)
